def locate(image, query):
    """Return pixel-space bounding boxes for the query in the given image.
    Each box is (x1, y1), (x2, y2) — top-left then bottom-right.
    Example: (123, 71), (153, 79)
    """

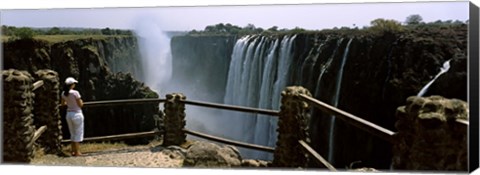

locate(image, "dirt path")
(31, 145), (184, 168)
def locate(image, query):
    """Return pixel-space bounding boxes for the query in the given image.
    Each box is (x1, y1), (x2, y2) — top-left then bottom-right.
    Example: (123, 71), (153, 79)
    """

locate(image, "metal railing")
(61, 130), (162, 143)
(64, 97), (280, 153)
(32, 81), (47, 144)
(32, 80), (44, 91)
(184, 129), (275, 152)
(181, 99), (279, 116)
(32, 125), (47, 143)
(299, 94), (395, 144)
(62, 93), (469, 171)
(298, 140), (336, 171)
(83, 98), (166, 107)
(178, 99), (278, 152)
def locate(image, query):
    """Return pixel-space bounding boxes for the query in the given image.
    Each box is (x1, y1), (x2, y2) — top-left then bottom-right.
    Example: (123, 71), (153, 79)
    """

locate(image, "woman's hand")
(61, 98), (67, 106)
(76, 98), (84, 108)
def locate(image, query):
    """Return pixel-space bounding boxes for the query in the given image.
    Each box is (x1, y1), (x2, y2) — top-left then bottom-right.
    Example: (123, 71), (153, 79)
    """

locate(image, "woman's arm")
(76, 98), (84, 108)
(61, 98), (67, 106)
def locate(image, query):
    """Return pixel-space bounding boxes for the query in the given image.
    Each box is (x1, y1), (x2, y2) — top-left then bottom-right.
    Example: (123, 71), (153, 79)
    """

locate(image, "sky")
(0, 0), (471, 32)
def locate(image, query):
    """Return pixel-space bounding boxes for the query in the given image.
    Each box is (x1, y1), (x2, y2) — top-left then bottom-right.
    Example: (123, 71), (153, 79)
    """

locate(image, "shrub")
(15, 27), (36, 39)
(405, 14), (423, 25)
(368, 18), (404, 34)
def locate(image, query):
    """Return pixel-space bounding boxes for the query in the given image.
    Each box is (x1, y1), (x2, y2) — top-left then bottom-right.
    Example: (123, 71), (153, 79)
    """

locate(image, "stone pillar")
(272, 86), (312, 168)
(33, 69), (63, 154)
(2, 69), (35, 162)
(393, 96), (468, 171)
(163, 93), (187, 146)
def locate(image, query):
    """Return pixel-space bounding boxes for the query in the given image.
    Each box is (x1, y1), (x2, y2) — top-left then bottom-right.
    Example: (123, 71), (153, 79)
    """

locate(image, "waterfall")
(223, 35), (297, 160)
(255, 38), (280, 147)
(382, 44), (395, 100)
(223, 36), (252, 136)
(327, 38), (353, 163)
(313, 38), (343, 98)
(417, 59), (451, 97)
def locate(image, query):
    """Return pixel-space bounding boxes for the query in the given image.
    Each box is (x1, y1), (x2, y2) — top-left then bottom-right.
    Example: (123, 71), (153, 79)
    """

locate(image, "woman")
(61, 77), (84, 156)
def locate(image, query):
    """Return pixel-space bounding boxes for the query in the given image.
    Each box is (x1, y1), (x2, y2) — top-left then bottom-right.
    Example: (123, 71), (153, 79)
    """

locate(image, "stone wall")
(33, 69), (62, 154)
(3, 69), (65, 162)
(2, 69), (36, 162)
(272, 86), (312, 168)
(393, 96), (468, 171)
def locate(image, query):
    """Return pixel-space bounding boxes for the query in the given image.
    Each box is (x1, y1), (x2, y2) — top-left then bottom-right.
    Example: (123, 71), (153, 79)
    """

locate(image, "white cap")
(65, 77), (78, 85)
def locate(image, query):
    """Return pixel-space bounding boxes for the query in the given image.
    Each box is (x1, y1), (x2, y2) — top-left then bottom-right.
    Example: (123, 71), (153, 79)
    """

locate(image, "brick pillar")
(33, 69), (63, 154)
(163, 93), (187, 146)
(2, 69), (35, 162)
(393, 96), (468, 171)
(272, 86), (312, 167)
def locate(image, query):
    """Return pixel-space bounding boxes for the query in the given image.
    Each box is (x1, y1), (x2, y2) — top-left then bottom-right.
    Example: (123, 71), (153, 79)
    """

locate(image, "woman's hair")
(63, 84), (71, 96)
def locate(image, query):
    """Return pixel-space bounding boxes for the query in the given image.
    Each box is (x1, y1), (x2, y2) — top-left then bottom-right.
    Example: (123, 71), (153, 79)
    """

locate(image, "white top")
(62, 89), (82, 112)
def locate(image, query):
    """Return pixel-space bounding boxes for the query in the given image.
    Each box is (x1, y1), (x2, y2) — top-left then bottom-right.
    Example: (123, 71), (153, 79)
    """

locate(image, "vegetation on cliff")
(1, 25), (133, 40)
(185, 15), (467, 37)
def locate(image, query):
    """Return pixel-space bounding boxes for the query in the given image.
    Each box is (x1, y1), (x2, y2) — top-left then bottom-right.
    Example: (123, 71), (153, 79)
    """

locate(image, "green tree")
(369, 18), (403, 34)
(15, 27), (36, 39)
(405, 14), (423, 25)
(291, 27), (306, 32)
(244, 23), (256, 30)
(47, 27), (61, 35)
(2, 25), (17, 36)
(1, 25), (8, 35)
(101, 27), (112, 35)
(267, 26), (278, 31)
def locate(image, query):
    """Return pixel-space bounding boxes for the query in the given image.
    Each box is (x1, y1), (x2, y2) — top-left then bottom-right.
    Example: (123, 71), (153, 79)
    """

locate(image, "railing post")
(2, 69), (35, 162)
(392, 96), (468, 171)
(273, 86), (312, 168)
(33, 69), (63, 154)
(163, 93), (187, 146)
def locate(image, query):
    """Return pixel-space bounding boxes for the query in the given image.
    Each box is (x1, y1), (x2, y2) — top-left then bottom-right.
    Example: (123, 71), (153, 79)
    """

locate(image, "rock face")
(183, 141), (242, 168)
(169, 35), (236, 103)
(424, 52), (467, 100)
(170, 24), (467, 168)
(393, 96), (468, 171)
(2, 36), (160, 141)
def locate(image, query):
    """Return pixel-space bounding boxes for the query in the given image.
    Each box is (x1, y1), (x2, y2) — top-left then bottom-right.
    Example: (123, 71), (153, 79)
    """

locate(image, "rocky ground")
(31, 143), (184, 168)
(28, 140), (383, 172)
(30, 140), (269, 169)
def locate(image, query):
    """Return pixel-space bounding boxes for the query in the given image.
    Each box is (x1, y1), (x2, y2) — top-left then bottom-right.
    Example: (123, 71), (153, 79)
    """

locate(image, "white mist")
(134, 19), (172, 94)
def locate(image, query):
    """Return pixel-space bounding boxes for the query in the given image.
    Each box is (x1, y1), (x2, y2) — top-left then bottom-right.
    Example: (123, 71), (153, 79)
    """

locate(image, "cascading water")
(223, 36), (353, 161)
(417, 59), (451, 97)
(382, 44), (395, 100)
(254, 38), (280, 147)
(223, 35), (297, 160)
(313, 38), (343, 98)
(327, 38), (353, 163)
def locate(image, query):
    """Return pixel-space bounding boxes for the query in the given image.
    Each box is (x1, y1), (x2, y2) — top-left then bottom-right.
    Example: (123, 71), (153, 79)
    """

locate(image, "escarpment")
(3, 36), (160, 142)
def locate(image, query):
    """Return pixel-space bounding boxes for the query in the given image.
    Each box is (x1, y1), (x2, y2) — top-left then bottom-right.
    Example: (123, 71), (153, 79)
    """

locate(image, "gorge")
(169, 24), (467, 168)
(2, 22), (468, 169)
